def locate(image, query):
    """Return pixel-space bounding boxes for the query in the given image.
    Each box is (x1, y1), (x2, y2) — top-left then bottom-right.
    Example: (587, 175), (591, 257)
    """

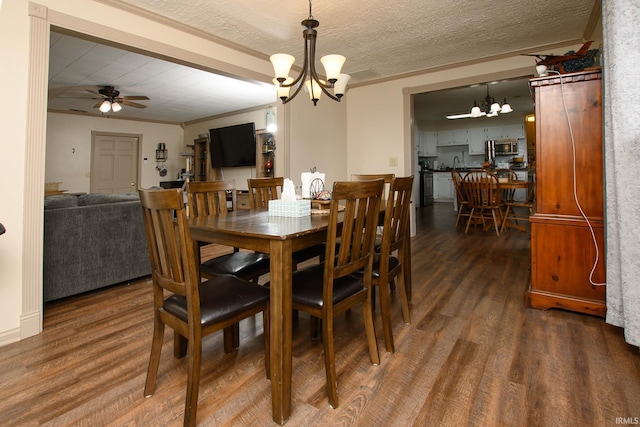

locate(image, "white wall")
(46, 113), (184, 192)
(0, 0), (29, 339)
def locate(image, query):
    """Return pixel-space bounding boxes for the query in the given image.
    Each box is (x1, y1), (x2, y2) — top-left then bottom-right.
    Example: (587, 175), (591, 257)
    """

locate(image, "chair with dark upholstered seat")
(186, 180), (270, 282)
(139, 188), (270, 427)
(247, 176), (284, 208)
(289, 179), (384, 408)
(247, 176), (325, 267)
(365, 176), (413, 354)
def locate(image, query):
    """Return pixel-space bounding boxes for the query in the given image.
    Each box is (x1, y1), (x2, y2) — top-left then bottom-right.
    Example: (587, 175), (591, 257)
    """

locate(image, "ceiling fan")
(85, 86), (149, 112)
(49, 85), (149, 112)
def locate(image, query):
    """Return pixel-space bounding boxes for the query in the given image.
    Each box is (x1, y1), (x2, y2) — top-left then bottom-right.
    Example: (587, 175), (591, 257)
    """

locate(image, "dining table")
(189, 208), (339, 424)
(188, 205), (412, 424)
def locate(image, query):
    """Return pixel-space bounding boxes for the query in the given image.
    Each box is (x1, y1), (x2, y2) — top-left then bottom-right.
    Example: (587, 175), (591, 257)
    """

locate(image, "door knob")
(130, 182), (135, 186)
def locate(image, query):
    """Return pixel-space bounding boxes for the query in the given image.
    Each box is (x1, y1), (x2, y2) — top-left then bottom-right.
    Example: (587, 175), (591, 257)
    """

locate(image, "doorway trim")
(22, 2), (271, 339)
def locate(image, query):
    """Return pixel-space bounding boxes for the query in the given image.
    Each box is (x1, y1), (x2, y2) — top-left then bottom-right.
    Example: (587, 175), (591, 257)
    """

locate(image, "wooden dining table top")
(188, 207), (339, 425)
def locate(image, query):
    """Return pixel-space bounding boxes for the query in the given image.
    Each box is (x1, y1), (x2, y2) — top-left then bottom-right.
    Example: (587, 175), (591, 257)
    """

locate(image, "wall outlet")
(389, 157), (398, 167)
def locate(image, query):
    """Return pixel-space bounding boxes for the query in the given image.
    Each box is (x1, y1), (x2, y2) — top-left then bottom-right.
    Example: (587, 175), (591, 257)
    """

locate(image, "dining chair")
(500, 174), (535, 233)
(451, 169), (471, 228)
(247, 176), (284, 208)
(138, 188), (270, 427)
(186, 180), (270, 283)
(247, 176), (325, 267)
(350, 173), (395, 246)
(350, 173), (395, 199)
(493, 168), (518, 207)
(462, 170), (503, 236)
(364, 176), (413, 354)
(289, 179), (384, 408)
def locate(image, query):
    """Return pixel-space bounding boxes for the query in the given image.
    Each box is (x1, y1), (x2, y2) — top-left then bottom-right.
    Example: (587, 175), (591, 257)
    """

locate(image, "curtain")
(603, 0), (640, 347)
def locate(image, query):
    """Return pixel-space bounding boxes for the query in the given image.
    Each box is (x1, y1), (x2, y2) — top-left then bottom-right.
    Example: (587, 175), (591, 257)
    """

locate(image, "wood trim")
(21, 2), (50, 339)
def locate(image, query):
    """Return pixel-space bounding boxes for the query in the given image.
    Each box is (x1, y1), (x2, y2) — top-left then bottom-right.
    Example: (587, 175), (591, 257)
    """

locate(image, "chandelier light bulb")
(333, 73), (351, 98)
(270, 54), (295, 82)
(320, 55), (346, 83)
(273, 77), (293, 101)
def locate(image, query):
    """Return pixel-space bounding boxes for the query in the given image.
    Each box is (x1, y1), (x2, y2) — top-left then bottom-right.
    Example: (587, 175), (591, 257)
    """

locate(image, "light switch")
(389, 157), (398, 167)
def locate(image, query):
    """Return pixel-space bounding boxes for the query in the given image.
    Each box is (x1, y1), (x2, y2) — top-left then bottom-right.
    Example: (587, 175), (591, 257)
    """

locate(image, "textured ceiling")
(47, 0), (599, 123)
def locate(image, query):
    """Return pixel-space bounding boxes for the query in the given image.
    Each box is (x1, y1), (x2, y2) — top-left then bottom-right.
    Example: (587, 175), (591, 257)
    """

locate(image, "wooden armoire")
(528, 69), (606, 317)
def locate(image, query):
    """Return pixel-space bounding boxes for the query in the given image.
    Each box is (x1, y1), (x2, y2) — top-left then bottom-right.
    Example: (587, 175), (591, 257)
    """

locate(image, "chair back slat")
(247, 177), (284, 208)
(350, 173), (394, 199)
(463, 170), (501, 208)
(382, 176), (414, 257)
(139, 188), (199, 303)
(327, 179), (384, 283)
(186, 180), (236, 217)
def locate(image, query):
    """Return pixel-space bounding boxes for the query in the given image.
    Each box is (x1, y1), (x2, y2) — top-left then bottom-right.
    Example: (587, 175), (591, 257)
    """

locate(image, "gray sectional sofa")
(43, 192), (151, 302)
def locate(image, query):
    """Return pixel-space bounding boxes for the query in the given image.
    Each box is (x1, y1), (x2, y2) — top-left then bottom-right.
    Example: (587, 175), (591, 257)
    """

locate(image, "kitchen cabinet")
(434, 172), (454, 201)
(528, 70), (605, 317)
(436, 129), (468, 146)
(417, 130), (437, 156)
(424, 131), (438, 156)
(484, 124), (525, 140)
(467, 127), (486, 155)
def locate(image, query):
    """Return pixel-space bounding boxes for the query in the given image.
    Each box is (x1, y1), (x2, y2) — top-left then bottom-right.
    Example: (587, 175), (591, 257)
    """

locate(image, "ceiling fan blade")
(123, 95), (150, 101)
(48, 85), (99, 101)
(121, 100), (148, 109)
(85, 89), (103, 97)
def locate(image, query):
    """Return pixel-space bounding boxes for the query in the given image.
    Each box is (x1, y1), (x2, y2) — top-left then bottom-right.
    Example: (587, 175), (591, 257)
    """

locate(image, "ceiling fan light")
(270, 54), (295, 81)
(320, 54), (346, 82)
(333, 73), (351, 98)
(500, 99), (512, 113)
(111, 102), (122, 112)
(99, 100), (111, 113)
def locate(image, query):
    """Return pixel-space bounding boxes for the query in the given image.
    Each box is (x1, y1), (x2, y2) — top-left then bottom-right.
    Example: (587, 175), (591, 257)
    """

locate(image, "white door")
(91, 134), (139, 194)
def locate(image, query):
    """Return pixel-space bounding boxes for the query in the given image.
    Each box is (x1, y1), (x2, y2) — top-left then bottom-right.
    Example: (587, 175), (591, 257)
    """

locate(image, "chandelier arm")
(282, 70), (307, 104)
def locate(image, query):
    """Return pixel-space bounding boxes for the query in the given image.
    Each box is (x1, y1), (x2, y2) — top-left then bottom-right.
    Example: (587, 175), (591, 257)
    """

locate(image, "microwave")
(488, 140), (518, 155)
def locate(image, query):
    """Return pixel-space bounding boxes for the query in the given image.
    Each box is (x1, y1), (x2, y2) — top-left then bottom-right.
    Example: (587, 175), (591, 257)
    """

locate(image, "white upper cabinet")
(468, 127), (486, 155)
(484, 124), (525, 140)
(424, 131), (438, 156)
(437, 129), (468, 146)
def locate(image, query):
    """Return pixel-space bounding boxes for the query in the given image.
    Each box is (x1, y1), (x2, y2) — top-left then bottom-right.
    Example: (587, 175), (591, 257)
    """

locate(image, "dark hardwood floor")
(1, 203), (638, 426)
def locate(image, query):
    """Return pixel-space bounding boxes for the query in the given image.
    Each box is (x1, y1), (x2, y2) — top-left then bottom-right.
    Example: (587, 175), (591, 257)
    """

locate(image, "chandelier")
(446, 84), (512, 119)
(270, 0), (350, 106)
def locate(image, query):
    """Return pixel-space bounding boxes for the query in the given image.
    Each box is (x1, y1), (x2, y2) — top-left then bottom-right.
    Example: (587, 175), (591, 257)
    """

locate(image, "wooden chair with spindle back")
(462, 170), (504, 236)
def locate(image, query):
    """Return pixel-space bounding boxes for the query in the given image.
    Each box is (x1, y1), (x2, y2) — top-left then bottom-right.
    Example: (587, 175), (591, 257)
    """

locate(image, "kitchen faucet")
(453, 155), (460, 169)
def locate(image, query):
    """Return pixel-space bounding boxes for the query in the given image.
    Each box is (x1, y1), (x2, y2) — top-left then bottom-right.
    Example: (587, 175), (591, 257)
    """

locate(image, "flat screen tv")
(209, 122), (256, 167)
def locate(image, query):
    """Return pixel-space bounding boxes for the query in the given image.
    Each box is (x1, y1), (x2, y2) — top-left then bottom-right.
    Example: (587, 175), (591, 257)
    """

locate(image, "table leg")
(269, 239), (293, 424)
(404, 229), (412, 301)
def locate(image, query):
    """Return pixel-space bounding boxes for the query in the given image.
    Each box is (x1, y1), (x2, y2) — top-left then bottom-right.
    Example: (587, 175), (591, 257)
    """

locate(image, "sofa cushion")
(77, 192), (140, 206)
(44, 194), (78, 209)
